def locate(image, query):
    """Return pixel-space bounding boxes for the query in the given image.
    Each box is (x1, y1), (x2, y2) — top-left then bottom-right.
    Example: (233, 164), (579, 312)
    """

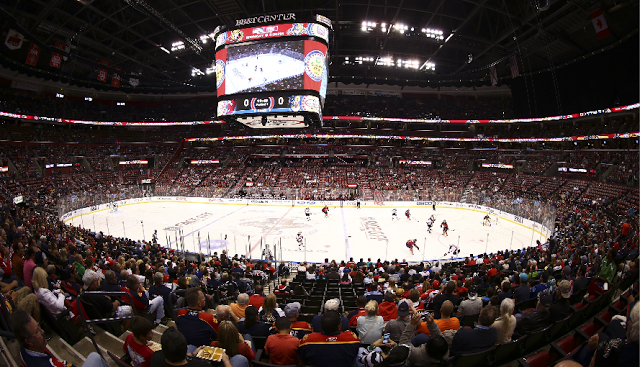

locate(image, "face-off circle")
(304, 50), (325, 82)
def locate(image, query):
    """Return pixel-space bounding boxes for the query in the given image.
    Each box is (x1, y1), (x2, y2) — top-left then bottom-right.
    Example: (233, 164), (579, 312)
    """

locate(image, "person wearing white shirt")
(32, 267), (72, 318)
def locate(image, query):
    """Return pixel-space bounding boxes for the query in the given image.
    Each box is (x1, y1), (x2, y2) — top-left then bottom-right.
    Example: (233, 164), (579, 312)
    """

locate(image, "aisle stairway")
(2, 321), (173, 367)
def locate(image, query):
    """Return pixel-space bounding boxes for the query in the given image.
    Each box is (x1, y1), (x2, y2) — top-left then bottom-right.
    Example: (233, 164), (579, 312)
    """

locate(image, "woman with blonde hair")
(211, 320), (255, 362)
(33, 267), (71, 318)
(491, 298), (516, 344)
(258, 293), (284, 323)
(387, 279), (397, 293)
(356, 300), (384, 344)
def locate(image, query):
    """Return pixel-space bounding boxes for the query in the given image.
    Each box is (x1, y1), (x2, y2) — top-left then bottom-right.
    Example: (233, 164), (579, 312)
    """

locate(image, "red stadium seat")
(522, 350), (549, 367)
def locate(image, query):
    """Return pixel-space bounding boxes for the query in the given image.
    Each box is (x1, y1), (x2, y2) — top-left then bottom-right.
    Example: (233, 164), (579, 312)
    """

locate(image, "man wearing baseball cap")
(550, 280), (573, 322)
(283, 302), (312, 339)
(311, 299), (349, 332)
(384, 299), (412, 342)
(515, 292), (552, 337)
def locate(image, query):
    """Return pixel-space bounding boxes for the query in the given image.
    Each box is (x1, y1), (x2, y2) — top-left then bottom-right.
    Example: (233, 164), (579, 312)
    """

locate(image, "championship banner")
(111, 73), (121, 88)
(49, 52), (62, 68)
(97, 69), (107, 82)
(25, 43), (40, 66)
(4, 29), (24, 50)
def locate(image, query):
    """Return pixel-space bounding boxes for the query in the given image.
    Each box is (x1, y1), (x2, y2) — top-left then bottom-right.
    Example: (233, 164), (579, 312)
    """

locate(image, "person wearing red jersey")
(123, 316), (155, 367)
(441, 220), (449, 236)
(405, 209), (411, 220)
(176, 288), (217, 349)
(121, 275), (165, 326)
(406, 239), (420, 255)
(283, 302), (313, 339)
(265, 317), (299, 365)
(299, 311), (360, 366)
(322, 205), (329, 218)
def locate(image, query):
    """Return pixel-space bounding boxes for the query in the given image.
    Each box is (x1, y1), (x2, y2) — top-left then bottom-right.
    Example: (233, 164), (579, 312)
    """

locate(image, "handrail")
(78, 291), (138, 360)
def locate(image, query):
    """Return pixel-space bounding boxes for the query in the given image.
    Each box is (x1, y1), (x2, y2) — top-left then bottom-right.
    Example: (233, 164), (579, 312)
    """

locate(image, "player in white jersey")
(426, 218), (434, 233)
(305, 207), (311, 221)
(296, 232), (304, 250)
(392, 209), (398, 220)
(444, 243), (460, 258)
(152, 230), (158, 245)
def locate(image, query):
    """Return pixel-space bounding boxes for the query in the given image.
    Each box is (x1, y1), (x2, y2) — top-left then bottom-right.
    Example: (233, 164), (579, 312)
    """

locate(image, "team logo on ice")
(304, 50), (325, 82)
(215, 60), (225, 88)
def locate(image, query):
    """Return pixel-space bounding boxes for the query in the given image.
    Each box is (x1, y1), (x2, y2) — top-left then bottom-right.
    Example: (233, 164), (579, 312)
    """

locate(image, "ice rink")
(226, 54), (303, 94)
(64, 201), (549, 264)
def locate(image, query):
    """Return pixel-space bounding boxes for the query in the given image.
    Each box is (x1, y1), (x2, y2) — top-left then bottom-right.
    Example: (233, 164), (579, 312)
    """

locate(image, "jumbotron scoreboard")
(214, 14), (331, 128)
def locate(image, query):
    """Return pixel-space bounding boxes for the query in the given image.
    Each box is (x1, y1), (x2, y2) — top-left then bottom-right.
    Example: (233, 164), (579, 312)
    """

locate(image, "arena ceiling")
(0, 0), (637, 93)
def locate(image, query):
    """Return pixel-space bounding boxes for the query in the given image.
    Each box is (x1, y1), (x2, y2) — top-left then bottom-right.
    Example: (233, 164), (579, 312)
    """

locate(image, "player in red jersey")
(441, 220), (449, 236)
(406, 239), (420, 255)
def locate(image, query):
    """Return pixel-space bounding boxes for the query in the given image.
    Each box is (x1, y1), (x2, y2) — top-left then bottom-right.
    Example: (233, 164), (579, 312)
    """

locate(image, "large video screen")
(215, 40), (327, 97)
(215, 22), (329, 47)
(217, 93), (320, 116)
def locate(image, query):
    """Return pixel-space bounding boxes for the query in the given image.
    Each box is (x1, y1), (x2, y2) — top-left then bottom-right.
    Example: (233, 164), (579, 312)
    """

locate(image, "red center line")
(248, 205), (294, 256)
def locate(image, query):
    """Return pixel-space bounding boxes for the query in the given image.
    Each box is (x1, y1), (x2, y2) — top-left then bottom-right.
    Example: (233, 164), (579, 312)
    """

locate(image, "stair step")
(92, 329), (125, 354)
(47, 335), (86, 367)
(72, 337), (120, 367)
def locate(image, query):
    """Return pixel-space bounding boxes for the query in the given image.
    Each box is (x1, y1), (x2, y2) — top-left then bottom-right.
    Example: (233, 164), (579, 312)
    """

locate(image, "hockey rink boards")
(62, 198), (550, 264)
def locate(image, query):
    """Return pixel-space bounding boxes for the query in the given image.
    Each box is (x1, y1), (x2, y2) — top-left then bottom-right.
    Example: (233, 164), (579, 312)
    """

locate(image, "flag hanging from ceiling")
(49, 52), (62, 68)
(489, 65), (498, 86)
(97, 69), (107, 82)
(509, 55), (520, 79)
(590, 8), (611, 39)
(54, 42), (70, 53)
(4, 29), (24, 50)
(111, 73), (121, 88)
(25, 43), (40, 66)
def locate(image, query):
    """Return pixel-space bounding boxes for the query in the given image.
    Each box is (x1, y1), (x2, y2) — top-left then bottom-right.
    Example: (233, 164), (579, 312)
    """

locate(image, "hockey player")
(406, 239), (420, 255)
(305, 207), (311, 221)
(440, 220), (449, 236)
(322, 205), (329, 218)
(405, 209), (411, 220)
(392, 209), (398, 220)
(152, 230), (158, 245)
(443, 243), (460, 258)
(426, 217), (434, 233)
(483, 214), (491, 226)
(296, 232), (304, 250)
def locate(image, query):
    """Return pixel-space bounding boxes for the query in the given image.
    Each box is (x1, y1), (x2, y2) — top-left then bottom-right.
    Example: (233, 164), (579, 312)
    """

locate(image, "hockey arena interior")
(0, 1), (638, 367)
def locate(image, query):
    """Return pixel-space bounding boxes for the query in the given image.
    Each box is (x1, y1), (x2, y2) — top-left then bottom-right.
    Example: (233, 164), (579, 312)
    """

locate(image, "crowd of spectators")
(0, 181), (637, 366)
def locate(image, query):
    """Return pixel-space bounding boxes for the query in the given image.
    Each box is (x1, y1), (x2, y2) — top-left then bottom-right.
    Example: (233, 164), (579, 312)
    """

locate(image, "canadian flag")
(590, 8), (610, 39)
